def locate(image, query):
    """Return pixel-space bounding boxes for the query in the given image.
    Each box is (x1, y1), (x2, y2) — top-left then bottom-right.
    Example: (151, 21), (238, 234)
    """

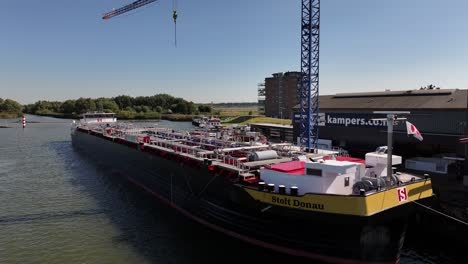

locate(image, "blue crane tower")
(102, 0), (320, 151)
(299, 0), (320, 152)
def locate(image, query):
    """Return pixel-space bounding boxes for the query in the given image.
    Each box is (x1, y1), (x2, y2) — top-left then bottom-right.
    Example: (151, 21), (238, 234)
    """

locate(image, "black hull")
(71, 129), (413, 264)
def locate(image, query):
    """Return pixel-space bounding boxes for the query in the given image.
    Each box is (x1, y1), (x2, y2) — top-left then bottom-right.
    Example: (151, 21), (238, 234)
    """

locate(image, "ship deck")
(76, 122), (430, 197)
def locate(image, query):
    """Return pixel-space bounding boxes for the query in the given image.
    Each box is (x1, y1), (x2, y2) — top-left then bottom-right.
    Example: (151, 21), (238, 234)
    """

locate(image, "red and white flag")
(406, 121), (423, 141)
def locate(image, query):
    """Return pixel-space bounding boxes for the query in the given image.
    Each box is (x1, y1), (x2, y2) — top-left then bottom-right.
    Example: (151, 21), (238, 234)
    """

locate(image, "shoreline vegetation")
(0, 98), (23, 119)
(28, 112), (292, 125)
(23, 94), (211, 120)
(29, 112), (197, 122)
(1, 95), (290, 125)
(0, 112), (22, 119)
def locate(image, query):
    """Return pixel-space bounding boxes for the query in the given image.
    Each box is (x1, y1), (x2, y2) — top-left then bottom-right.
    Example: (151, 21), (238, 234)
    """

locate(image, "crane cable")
(172, 0), (178, 47)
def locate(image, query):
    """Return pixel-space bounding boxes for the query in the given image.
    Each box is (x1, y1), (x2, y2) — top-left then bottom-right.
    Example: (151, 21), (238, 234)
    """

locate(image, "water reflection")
(0, 209), (107, 225)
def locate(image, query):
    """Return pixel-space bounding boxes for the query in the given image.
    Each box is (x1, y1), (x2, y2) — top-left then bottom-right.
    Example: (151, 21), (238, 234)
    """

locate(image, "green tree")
(133, 105), (143, 113)
(154, 94), (177, 109)
(141, 105), (151, 113)
(95, 98), (119, 113)
(134, 96), (149, 106)
(198, 105), (212, 113)
(29, 100), (51, 113)
(114, 95), (133, 109)
(20, 93), (198, 118)
(123, 106), (135, 112)
(187, 102), (196, 114)
(0, 99), (22, 113)
(118, 110), (135, 119)
(75, 98), (96, 113)
(49, 101), (62, 113)
(174, 102), (188, 114)
(23, 104), (34, 114)
(61, 100), (76, 114)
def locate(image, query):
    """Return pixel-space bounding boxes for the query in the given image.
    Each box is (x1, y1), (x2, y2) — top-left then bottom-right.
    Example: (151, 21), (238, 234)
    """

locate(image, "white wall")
(260, 161), (363, 195)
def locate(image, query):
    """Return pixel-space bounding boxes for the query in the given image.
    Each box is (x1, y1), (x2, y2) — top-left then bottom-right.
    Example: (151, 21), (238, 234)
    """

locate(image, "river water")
(0, 115), (462, 264)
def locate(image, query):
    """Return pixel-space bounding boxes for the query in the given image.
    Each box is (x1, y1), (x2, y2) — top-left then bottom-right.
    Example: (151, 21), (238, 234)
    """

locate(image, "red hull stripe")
(124, 176), (397, 264)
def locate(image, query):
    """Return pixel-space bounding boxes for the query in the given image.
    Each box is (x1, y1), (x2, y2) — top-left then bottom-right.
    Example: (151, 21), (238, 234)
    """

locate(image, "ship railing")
(219, 155), (250, 170)
(196, 150), (215, 159)
(155, 131), (187, 140)
(119, 127), (150, 135)
(151, 135), (217, 153)
(216, 145), (272, 154)
(186, 140), (219, 150)
(174, 143), (202, 156)
(213, 160), (249, 175)
(332, 147), (349, 157)
(270, 143), (301, 157)
(147, 136), (220, 161)
(150, 138), (205, 158)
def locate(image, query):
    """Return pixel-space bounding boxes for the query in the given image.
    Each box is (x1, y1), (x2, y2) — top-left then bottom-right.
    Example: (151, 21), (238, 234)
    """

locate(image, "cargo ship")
(71, 112), (433, 264)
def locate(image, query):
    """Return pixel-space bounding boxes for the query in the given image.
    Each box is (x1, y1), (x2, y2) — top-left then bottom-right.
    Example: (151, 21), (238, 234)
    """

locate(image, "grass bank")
(214, 106), (258, 117)
(222, 115), (291, 125)
(0, 112), (22, 119)
(161, 114), (196, 121)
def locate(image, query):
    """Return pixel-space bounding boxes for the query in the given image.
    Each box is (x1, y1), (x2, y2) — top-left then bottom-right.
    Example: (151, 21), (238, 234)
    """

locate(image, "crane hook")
(173, 10), (178, 47)
(173, 10), (178, 23)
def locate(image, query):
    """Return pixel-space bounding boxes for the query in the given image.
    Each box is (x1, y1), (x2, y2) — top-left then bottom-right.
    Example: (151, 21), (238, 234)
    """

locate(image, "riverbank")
(29, 112), (198, 122)
(0, 112), (21, 119)
(29, 112), (293, 125)
(27, 104), (265, 123)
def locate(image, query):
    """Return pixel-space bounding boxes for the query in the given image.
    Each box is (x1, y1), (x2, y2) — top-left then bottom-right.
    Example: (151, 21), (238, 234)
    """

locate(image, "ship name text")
(271, 196), (324, 210)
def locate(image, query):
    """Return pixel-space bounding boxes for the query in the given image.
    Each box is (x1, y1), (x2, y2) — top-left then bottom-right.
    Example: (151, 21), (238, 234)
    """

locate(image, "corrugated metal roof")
(294, 89), (467, 110)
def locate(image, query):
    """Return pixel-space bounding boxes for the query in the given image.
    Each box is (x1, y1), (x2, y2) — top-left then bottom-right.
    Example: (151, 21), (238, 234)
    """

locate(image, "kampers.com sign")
(294, 113), (388, 127)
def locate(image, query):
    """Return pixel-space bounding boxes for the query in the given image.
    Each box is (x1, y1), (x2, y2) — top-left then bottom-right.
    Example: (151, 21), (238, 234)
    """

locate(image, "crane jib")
(102, 0), (159, 20)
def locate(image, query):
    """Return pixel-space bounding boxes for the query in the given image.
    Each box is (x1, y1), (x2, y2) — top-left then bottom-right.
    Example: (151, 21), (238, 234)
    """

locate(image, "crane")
(102, 0), (159, 20)
(102, 0), (178, 45)
(102, 0), (320, 151)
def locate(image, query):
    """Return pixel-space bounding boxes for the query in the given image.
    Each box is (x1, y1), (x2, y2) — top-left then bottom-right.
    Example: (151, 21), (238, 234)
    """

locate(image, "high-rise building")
(257, 83), (265, 115)
(264, 71), (300, 119)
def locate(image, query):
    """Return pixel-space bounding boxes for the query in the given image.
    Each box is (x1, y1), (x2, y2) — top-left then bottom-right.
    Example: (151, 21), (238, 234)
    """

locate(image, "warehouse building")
(292, 88), (468, 182)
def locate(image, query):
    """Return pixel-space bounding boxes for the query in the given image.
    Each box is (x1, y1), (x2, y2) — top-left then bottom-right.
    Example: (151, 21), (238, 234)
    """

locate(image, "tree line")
(23, 94), (212, 119)
(0, 98), (23, 117)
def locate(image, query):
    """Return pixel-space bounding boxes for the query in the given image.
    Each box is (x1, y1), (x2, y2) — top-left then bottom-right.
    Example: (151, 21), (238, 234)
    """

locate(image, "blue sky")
(1, 0), (467, 104)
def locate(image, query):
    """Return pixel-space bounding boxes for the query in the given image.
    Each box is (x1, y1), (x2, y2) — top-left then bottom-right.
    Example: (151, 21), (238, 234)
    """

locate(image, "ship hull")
(71, 129), (414, 264)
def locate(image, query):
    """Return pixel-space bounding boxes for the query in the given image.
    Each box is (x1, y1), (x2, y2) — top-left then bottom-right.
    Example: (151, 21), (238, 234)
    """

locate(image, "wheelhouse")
(79, 112), (117, 124)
